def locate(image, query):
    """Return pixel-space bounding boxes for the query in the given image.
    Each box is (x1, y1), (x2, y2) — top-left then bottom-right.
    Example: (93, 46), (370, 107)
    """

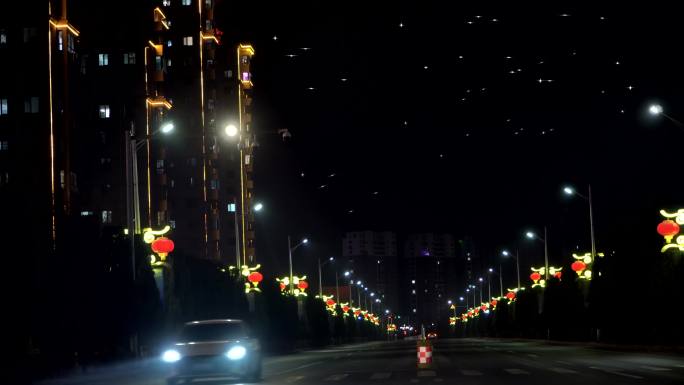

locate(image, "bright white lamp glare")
(161, 123), (174, 134)
(226, 345), (247, 360)
(526, 232), (535, 239)
(225, 124), (238, 137)
(302, 238), (309, 244)
(162, 349), (181, 363)
(253, 203), (263, 211)
(563, 187), (574, 195)
(649, 104), (663, 115)
(502, 250), (510, 256)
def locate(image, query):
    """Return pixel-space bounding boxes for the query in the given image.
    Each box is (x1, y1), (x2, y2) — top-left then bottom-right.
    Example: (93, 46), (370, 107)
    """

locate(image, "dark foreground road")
(38, 338), (684, 385)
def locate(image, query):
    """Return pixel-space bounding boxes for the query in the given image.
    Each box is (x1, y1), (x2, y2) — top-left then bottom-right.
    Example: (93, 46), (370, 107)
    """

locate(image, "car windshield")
(179, 323), (246, 342)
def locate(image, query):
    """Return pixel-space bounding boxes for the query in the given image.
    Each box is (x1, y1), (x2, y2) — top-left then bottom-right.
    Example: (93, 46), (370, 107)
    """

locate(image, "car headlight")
(226, 345), (247, 360)
(162, 349), (181, 363)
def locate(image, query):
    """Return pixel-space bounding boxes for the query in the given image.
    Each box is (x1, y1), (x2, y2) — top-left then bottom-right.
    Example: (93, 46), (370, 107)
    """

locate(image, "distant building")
(402, 233), (460, 326)
(342, 231), (398, 313)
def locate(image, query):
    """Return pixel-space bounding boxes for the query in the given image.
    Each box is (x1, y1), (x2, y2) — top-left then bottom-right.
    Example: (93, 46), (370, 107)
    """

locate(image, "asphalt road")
(38, 338), (684, 385)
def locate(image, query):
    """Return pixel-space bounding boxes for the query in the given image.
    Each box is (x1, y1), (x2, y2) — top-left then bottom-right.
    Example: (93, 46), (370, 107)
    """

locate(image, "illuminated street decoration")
(341, 303), (350, 314)
(276, 275), (308, 296)
(449, 316), (457, 326)
(505, 289), (517, 303)
(143, 226), (174, 266)
(387, 323), (397, 332)
(244, 265), (262, 293)
(490, 299), (498, 310)
(530, 267), (562, 287)
(659, 210), (684, 252)
(571, 252), (603, 280)
(317, 295), (337, 314)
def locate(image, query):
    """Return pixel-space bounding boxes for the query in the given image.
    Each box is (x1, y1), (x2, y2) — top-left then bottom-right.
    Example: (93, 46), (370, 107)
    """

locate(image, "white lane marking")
(370, 372), (391, 379)
(324, 373), (349, 381)
(273, 361), (324, 376)
(676, 364), (684, 368)
(641, 365), (671, 371)
(461, 370), (483, 376)
(504, 368), (529, 375)
(589, 366), (644, 379)
(550, 367), (578, 374)
(527, 353), (539, 358)
(418, 370), (436, 377)
(286, 375), (305, 382)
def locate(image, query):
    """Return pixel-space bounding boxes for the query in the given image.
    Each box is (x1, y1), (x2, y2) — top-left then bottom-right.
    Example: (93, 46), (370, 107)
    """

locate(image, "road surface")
(38, 338), (684, 384)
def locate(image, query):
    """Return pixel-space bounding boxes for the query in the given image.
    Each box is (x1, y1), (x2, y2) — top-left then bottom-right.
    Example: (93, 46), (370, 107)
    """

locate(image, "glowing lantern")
(571, 261), (586, 274)
(326, 299), (336, 307)
(490, 299), (498, 309)
(658, 219), (680, 243)
(505, 291), (516, 301)
(530, 272), (541, 281)
(480, 304), (488, 311)
(279, 282), (286, 291)
(248, 271), (263, 283)
(298, 280), (309, 290)
(554, 271), (562, 279)
(342, 305), (350, 313)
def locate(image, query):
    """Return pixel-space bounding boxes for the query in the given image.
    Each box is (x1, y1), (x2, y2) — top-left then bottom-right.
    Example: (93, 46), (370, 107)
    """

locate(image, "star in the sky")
(424, 65), (429, 70)
(340, 78), (348, 82)
(285, 54), (297, 58)
(307, 87), (315, 91)
(300, 172), (305, 177)
(319, 184), (327, 189)
(627, 85), (633, 91)
(272, 35), (278, 41)
(300, 47), (311, 51)
(399, 22), (404, 28)
(328, 173), (336, 178)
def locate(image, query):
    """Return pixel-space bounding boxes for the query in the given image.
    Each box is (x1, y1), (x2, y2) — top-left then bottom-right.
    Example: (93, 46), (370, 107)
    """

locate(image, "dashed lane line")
(504, 368), (530, 375)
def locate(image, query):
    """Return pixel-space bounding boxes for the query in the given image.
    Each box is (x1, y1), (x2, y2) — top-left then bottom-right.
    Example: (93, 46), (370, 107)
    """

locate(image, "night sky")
(216, 2), (684, 278)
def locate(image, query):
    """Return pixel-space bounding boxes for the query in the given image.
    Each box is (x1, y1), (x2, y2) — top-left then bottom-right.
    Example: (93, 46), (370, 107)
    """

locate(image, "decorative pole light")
(225, 123), (238, 137)
(151, 237), (175, 258)
(143, 225), (174, 266)
(659, 209), (684, 252)
(649, 104), (663, 115)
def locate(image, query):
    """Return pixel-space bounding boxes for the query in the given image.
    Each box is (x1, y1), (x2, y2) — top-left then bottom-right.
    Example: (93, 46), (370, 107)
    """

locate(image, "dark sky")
(217, 2), (684, 276)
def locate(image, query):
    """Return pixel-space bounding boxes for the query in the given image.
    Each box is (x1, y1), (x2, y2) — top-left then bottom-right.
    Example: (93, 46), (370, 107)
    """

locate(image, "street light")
(526, 227), (549, 280)
(317, 256), (334, 297)
(287, 236), (309, 294)
(502, 249), (521, 289)
(160, 122), (174, 134)
(253, 202), (263, 212)
(649, 104), (663, 115)
(564, 184), (597, 262)
(225, 123), (238, 137)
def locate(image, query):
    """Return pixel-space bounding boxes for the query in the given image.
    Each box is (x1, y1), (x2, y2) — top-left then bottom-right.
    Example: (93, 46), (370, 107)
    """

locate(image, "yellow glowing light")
(276, 275), (308, 296)
(160, 20), (170, 30)
(48, 19), (56, 248)
(143, 225), (171, 243)
(660, 209), (684, 225)
(49, 19), (80, 37)
(201, 32), (220, 44)
(153, 7), (167, 20)
(146, 97), (173, 110)
(148, 40), (163, 56)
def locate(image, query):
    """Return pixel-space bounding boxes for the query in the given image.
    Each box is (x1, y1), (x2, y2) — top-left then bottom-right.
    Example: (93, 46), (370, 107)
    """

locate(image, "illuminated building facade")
(402, 233), (460, 325)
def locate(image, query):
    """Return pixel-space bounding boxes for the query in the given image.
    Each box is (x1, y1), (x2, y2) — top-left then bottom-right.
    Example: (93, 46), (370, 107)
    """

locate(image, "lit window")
(0, 29), (6, 44)
(57, 30), (63, 50)
(205, 0), (212, 6)
(80, 211), (93, 216)
(162, 0), (171, 5)
(99, 105), (110, 119)
(0, 141), (8, 151)
(101, 210), (112, 224)
(98, 53), (109, 66)
(182, 0), (191, 5)
(183, 36), (193, 46)
(167, 40), (172, 47)
(67, 34), (75, 53)
(156, 159), (164, 169)
(24, 97), (39, 113)
(0, 99), (7, 115)
(155, 56), (163, 71)
(169, 220), (176, 229)
(123, 52), (136, 64)
(167, 59), (172, 67)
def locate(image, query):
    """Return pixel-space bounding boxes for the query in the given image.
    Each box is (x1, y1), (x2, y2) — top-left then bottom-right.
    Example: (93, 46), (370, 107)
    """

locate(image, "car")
(162, 319), (262, 384)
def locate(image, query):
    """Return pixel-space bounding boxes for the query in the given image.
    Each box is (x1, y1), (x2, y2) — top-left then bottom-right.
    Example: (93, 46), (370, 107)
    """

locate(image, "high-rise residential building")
(402, 233), (460, 326)
(342, 231), (398, 313)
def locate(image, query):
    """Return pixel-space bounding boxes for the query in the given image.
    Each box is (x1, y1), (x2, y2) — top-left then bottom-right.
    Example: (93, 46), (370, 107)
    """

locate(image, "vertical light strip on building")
(237, 46), (247, 266)
(47, 13), (56, 249)
(198, 1), (209, 256)
(144, 46), (152, 227)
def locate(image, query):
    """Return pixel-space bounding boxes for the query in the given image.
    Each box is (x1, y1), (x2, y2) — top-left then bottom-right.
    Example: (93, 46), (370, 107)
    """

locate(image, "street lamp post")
(564, 185), (597, 261)
(526, 227), (549, 280)
(318, 256), (334, 297)
(502, 249), (521, 289)
(287, 236), (308, 294)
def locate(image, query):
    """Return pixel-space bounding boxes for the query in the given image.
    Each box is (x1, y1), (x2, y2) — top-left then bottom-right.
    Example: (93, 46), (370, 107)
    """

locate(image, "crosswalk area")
(279, 363), (682, 382)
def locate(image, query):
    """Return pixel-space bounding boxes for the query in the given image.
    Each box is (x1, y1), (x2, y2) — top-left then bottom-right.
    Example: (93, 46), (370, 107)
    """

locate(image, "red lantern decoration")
(279, 282), (286, 291)
(297, 280), (308, 290)
(530, 272), (541, 281)
(480, 305), (487, 311)
(490, 299), (498, 307)
(342, 305), (350, 313)
(248, 272), (263, 284)
(326, 299), (336, 307)
(554, 271), (562, 279)
(151, 237), (175, 258)
(658, 220), (680, 242)
(505, 292), (516, 300)
(571, 261), (586, 273)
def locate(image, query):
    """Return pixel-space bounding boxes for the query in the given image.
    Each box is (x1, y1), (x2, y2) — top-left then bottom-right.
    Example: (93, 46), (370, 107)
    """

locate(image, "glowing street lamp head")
(649, 104), (663, 115)
(459, 296), (464, 301)
(225, 123), (238, 137)
(478, 277), (483, 282)
(161, 122), (174, 134)
(563, 186), (575, 195)
(447, 299), (452, 305)
(344, 271), (350, 276)
(302, 238), (309, 244)
(502, 250), (510, 256)
(526, 231), (535, 239)
(329, 256), (334, 261)
(253, 202), (263, 211)
(488, 268), (494, 273)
